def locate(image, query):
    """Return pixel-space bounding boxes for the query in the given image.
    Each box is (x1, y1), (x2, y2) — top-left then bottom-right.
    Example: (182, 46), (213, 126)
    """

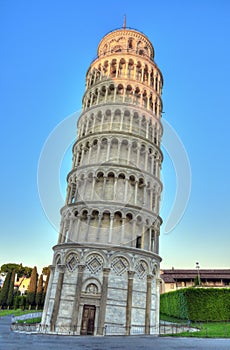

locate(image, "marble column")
(71, 264), (85, 331)
(50, 265), (65, 332)
(97, 268), (110, 335)
(155, 278), (161, 335)
(145, 274), (153, 334)
(41, 265), (55, 327)
(108, 214), (114, 243)
(126, 271), (135, 335)
(91, 176), (96, 200)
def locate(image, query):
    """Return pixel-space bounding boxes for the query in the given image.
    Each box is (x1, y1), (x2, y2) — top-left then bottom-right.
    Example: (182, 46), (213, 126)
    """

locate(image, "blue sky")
(0, 1), (229, 273)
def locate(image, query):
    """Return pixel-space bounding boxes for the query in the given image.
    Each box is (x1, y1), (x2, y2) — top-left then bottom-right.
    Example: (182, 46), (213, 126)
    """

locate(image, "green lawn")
(160, 313), (230, 338)
(172, 322), (230, 338)
(160, 313), (187, 323)
(17, 317), (42, 324)
(0, 309), (42, 317)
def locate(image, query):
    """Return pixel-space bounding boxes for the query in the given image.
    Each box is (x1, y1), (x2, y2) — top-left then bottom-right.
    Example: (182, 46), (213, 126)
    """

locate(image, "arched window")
(136, 236), (142, 248)
(110, 59), (117, 77)
(119, 58), (126, 77)
(128, 38), (133, 50)
(113, 45), (122, 52)
(128, 59), (134, 78)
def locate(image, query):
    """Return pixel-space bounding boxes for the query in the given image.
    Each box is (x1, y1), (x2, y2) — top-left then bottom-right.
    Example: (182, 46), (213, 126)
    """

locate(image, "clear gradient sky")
(0, 1), (229, 273)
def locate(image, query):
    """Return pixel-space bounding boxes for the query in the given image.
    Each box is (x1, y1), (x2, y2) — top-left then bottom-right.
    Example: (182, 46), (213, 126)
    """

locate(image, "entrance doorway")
(80, 305), (96, 335)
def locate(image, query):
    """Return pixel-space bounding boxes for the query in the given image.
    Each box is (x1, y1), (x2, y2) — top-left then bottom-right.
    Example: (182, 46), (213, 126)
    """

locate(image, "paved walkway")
(0, 316), (230, 350)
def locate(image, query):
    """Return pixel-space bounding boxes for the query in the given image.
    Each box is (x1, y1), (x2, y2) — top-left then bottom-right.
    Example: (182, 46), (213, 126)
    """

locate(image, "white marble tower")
(41, 23), (163, 335)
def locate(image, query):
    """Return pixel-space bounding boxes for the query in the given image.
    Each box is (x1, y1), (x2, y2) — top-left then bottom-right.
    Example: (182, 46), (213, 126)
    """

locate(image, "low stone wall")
(159, 321), (199, 335)
(11, 321), (199, 336)
(11, 312), (42, 324)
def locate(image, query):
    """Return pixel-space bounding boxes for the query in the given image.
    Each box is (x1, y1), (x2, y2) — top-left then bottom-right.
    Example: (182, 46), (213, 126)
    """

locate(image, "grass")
(160, 313), (230, 338)
(0, 309), (42, 317)
(160, 313), (188, 323)
(0, 309), (42, 325)
(172, 322), (230, 338)
(17, 317), (42, 324)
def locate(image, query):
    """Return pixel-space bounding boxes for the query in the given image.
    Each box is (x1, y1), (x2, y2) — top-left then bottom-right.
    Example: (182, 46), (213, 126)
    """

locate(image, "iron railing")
(11, 321), (230, 337)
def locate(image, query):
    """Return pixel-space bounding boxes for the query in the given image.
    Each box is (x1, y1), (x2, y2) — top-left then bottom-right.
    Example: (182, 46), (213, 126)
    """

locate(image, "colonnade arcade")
(66, 168), (161, 212)
(86, 57), (162, 95)
(72, 135), (162, 176)
(83, 81), (162, 116)
(77, 107), (162, 146)
(58, 205), (160, 254)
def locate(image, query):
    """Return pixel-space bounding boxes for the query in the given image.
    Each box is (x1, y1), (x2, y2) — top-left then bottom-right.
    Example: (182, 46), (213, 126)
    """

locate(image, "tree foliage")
(20, 295), (27, 310)
(0, 271), (12, 308)
(194, 275), (201, 286)
(0, 263), (32, 278)
(14, 295), (20, 309)
(42, 266), (50, 276)
(36, 274), (43, 309)
(7, 270), (15, 308)
(43, 269), (50, 294)
(160, 288), (230, 321)
(42, 269), (50, 306)
(27, 266), (38, 309)
(0, 264), (51, 311)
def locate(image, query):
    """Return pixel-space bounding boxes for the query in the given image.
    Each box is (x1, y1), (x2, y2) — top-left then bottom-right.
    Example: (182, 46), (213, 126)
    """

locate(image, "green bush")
(160, 288), (230, 321)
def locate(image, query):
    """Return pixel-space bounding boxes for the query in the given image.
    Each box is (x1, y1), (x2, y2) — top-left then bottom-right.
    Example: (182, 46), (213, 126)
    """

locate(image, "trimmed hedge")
(160, 288), (230, 321)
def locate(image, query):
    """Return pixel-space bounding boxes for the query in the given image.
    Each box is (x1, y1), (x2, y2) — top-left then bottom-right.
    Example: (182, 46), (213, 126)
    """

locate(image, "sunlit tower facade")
(42, 24), (163, 336)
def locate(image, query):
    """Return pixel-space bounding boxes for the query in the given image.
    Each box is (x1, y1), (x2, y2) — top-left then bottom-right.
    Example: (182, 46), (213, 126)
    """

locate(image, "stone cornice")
(60, 200), (162, 221)
(52, 242), (162, 263)
(73, 130), (163, 160)
(82, 78), (163, 106)
(77, 102), (163, 131)
(67, 161), (163, 189)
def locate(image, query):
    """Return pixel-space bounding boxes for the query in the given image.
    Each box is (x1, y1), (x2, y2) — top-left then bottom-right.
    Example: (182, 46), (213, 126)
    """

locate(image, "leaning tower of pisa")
(41, 24), (163, 336)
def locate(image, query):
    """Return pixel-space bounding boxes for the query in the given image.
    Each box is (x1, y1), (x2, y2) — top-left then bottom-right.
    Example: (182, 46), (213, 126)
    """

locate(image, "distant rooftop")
(161, 269), (230, 282)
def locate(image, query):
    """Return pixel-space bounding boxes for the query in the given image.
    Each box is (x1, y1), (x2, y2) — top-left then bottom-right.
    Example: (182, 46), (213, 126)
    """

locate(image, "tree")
(27, 266), (38, 309)
(7, 270), (15, 309)
(0, 263), (32, 278)
(42, 269), (50, 307)
(20, 265), (33, 278)
(0, 271), (12, 309)
(42, 268), (50, 306)
(20, 295), (27, 310)
(194, 275), (201, 286)
(42, 266), (50, 276)
(14, 295), (20, 309)
(36, 274), (43, 310)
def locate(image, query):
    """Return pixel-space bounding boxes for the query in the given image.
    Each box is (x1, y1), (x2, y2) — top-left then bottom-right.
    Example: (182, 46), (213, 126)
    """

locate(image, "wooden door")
(80, 305), (96, 335)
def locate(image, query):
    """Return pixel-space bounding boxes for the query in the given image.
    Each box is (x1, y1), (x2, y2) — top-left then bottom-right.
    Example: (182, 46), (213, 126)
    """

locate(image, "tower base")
(41, 243), (161, 336)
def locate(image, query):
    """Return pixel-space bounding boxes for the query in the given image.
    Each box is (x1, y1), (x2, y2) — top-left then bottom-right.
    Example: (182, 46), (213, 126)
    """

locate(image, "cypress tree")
(36, 274), (43, 310)
(7, 270), (15, 309)
(0, 271), (12, 309)
(42, 266), (50, 276)
(42, 268), (50, 306)
(194, 275), (201, 286)
(20, 295), (26, 310)
(27, 266), (38, 309)
(14, 295), (20, 309)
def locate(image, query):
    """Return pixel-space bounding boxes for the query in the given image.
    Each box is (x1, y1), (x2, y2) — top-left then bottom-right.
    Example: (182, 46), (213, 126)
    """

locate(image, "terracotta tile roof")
(162, 276), (176, 283)
(160, 269), (230, 282)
